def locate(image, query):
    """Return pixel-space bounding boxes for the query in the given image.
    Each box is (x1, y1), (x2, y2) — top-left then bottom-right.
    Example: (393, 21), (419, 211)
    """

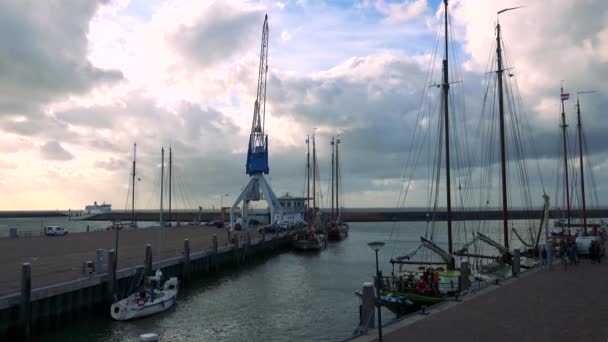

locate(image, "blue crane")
(230, 15), (283, 230)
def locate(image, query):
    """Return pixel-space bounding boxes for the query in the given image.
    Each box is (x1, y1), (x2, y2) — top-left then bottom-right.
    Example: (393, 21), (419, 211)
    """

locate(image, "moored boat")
(111, 272), (178, 321)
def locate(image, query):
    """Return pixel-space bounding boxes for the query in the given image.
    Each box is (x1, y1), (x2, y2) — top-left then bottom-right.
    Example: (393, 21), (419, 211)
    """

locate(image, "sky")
(0, 0), (607, 210)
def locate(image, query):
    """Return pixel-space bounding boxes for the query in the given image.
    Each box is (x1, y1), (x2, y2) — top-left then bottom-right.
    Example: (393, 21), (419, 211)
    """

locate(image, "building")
(278, 193), (307, 224)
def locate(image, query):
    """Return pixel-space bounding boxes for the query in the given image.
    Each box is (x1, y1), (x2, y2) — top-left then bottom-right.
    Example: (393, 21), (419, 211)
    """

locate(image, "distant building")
(278, 193), (307, 224)
(84, 201), (112, 215)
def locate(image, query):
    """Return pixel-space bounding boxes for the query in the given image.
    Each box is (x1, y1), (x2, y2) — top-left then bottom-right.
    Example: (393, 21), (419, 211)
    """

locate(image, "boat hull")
(111, 277), (178, 321)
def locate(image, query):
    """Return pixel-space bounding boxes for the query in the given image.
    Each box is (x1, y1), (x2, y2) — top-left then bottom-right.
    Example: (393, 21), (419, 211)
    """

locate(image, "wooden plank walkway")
(0, 226), (250, 296)
(359, 258), (608, 342)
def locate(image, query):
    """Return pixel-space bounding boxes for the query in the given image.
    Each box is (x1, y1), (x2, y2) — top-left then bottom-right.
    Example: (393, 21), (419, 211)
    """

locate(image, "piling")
(95, 249), (104, 274)
(359, 282), (375, 329)
(107, 250), (116, 302)
(20, 263), (31, 341)
(145, 244), (152, 276)
(183, 239), (190, 281)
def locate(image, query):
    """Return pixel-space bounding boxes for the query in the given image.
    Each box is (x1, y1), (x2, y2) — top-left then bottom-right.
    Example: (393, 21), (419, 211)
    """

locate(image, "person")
(541, 247), (547, 265)
(595, 241), (602, 264)
(589, 241), (597, 264)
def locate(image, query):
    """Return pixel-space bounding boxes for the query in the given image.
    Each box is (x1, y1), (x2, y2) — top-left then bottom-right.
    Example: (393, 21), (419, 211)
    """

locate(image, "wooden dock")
(0, 225), (290, 340)
(354, 258), (608, 342)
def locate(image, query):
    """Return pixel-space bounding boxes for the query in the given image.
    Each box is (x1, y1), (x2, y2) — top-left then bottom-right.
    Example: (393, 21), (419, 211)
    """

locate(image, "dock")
(353, 259), (608, 341)
(0, 225), (291, 340)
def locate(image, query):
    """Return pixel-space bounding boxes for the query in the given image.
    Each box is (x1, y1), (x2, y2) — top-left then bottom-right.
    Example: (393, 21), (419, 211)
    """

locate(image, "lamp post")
(368, 241), (385, 341)
(220, 194), (229, 224)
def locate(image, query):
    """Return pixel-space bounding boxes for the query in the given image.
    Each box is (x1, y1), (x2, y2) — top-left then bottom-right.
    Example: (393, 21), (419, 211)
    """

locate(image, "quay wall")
(0, 231), (292, 341)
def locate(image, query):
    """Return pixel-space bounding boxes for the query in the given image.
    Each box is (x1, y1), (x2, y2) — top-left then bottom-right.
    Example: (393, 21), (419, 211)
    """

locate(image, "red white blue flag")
(561, 92), (570, 100)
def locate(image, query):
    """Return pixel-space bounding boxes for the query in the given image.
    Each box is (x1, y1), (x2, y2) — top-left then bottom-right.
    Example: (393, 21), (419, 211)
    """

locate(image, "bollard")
(512, 249), (520, 277)
(107, 250), (116, 302)
(360, 282), (375, 329)
(420, 305), (429, 315)
(20, 263), (31, 341)
(96, 249), (104, 274)
(183, 239), (190, 281)
(145, 244), (152, 276)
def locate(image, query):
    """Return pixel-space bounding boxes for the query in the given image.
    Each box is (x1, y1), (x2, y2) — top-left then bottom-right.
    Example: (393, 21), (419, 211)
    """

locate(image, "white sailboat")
(110, 147), (179, 320)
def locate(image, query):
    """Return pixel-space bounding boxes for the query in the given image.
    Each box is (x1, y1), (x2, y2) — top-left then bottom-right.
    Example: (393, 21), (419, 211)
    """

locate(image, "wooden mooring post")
(183, 239), (190, 281)
(145, 244), (152, 276)
(107, 249), (116, 302)
(20, 263), (31, 341)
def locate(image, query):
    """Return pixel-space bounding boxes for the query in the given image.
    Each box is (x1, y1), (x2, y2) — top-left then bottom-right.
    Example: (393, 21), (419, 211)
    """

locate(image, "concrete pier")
(0, 226), (291, 340)
(352, 259), (608, 342)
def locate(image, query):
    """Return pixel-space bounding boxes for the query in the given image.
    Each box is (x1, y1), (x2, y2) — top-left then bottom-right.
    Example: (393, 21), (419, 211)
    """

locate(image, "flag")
(561, 92), (570, 100)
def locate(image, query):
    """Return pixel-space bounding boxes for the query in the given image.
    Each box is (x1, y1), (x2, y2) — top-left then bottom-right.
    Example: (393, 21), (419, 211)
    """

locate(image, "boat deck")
(357, 258), (608, 341)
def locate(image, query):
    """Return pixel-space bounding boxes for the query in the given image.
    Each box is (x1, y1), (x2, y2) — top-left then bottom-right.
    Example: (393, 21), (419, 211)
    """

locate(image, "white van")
(45, 226), (67, 236)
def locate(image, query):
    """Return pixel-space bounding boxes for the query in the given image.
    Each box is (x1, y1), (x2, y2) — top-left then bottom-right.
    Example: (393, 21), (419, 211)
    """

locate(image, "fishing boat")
(111, 270), (178, 320)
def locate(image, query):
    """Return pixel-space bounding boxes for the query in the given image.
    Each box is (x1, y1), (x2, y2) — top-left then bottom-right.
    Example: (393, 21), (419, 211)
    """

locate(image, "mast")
(131, 143), (136, 227)
(312, 132), (316, 223)
(441, 0), (453, 254)
(331, 136), (335, 219)
(306, 135), (310, 212)
(576, 97), (587, 234)
(169, 146), (172, 226)
(336, 136), (341, 221)
(160, 147), (164, 228)
(496, 15), (509, 250)
(560, 83), (571, 230)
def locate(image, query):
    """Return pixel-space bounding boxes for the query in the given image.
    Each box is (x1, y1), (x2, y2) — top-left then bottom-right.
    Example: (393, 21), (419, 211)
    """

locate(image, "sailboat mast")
(441, 0), (453, 254)
(160, 147), (164, 228)
(132, 143), (136, 227)
(306, 135), (310, 212)
(560, 84), (571, 230)
(496, 18), (509, 250)
(336, 137), (340, 220)
(312, 132), (316, 221)
(576, 97), (587, 233)
(331, 137), (335, 219)
(169, 147), (172, 226)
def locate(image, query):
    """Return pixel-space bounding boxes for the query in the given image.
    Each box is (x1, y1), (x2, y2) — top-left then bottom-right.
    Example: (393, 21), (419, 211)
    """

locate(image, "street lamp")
(368, 241), (385, 341)
(220, 194), (229, 224)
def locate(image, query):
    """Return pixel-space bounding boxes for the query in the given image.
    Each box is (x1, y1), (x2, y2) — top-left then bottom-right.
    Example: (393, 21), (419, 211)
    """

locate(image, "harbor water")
(14, 219), (537, 342)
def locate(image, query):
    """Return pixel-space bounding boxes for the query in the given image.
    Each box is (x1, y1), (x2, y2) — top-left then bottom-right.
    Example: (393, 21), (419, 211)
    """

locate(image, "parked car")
(45, 226), (67, 236)
(205, 220), (223, 228)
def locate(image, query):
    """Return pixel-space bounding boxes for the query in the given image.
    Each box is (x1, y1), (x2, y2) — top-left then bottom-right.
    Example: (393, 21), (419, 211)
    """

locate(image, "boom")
(246, 14), (270, 175)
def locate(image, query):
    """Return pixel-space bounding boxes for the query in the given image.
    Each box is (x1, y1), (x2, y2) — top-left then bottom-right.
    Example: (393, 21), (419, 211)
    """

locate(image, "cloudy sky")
(0, 0), (607, 210)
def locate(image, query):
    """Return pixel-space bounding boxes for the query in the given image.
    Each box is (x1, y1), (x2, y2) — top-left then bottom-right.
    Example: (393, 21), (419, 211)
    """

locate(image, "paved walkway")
(0, 226), (257, 296)
(360, 258), (608, 342)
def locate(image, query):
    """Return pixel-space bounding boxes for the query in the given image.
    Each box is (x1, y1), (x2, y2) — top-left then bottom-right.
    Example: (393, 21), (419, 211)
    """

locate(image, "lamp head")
(368, 241), (385, 252)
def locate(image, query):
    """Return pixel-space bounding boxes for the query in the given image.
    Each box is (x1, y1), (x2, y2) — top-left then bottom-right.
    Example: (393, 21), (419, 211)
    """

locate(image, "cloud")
(170, 2), (263, 68)
(375, 0), (428, 24)
(94, 157), (127, 171)
(40, 141), (74, 161)
(0, 1), (123, 117)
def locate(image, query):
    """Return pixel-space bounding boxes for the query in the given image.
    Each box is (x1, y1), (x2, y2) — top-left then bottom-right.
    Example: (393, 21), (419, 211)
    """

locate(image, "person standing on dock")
(541, 247), (547, 265)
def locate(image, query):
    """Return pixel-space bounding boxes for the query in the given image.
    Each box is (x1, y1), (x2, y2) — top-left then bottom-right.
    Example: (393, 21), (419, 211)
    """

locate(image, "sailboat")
(293, 132), (325, 251)
(366, 0), (463, 314)
(110, 147), (179, 320)
(454, 7), (550, 278)
(327, 136), (349, 241)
